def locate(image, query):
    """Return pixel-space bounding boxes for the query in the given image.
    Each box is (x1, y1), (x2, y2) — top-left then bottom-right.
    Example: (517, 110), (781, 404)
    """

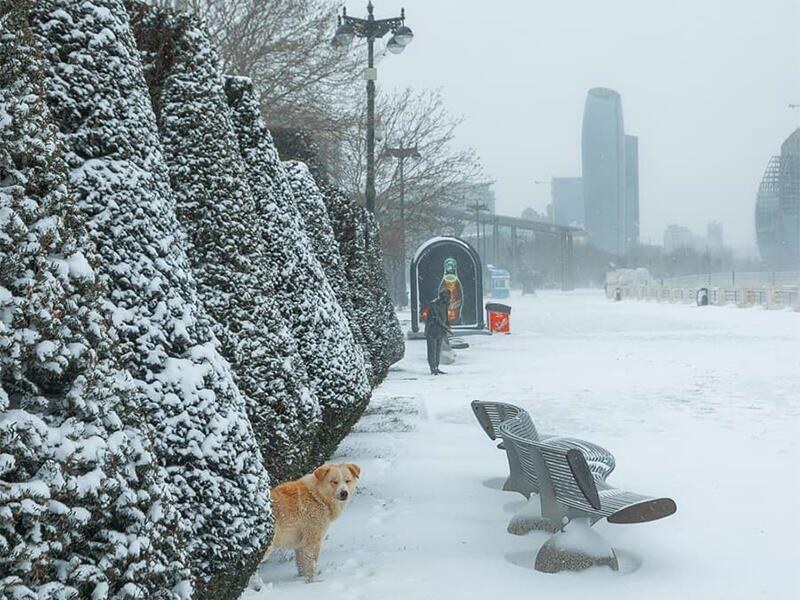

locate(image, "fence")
(611, 271), (800, 310)
(656, 271), (800, 289)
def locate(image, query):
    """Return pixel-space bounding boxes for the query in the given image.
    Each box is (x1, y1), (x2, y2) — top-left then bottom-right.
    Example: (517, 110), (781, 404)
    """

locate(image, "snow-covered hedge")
(1, 4), (187, 596)
(322, 187), (405, 385)
(2, 0), (405, 595)
(28, 1), (272, 597)
(363, 209), (406, 375)
(283, 160), (374, 384)
(128, 3), (320, 485)
(222, 75), (371, 463)
(271, 130), (405, 386)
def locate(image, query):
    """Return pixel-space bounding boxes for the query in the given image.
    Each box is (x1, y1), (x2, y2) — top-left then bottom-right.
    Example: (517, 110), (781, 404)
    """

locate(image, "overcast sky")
(343, 0), (799, 248)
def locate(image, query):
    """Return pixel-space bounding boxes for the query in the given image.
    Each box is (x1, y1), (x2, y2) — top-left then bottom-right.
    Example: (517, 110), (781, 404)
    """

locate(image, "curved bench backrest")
(532, 440), (602, 513)
(471, 401), (543, 442)
(500, 410), (539, 441)
(497, 415), (544, 491)
(533, 440), (677, 523)
(471, 401), (527, 440)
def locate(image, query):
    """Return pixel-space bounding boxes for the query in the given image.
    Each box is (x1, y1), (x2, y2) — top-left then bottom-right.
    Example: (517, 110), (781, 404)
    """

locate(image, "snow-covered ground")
(244, 290), (799, 600)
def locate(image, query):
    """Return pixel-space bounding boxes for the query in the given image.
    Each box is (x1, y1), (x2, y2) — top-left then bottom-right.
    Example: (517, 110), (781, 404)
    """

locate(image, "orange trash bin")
(485, 303), (511, 334)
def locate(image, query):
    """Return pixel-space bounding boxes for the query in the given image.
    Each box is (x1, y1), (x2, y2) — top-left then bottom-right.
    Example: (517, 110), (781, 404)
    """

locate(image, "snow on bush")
(283, 160), (374, 384)
(322, 187), (405, 385)
(127, 4), (320, 485)
(363, 210), (406, 373)
(1, 4), (187, 596)
(29, 1), (272, 597)
(270, 129), (404, 385)
(222, 76), (372, 463)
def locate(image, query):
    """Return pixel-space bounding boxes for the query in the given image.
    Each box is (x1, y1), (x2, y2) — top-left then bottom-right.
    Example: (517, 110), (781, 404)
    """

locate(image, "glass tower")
(552, 177), (584, 227)
(624, 135), (639, 246)
(755, 129), (800, 269)
(582, 88), (626, 255)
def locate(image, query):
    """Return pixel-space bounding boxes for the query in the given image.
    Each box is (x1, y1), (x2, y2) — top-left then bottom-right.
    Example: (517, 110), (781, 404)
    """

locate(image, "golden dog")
(253, 463), (361, 585)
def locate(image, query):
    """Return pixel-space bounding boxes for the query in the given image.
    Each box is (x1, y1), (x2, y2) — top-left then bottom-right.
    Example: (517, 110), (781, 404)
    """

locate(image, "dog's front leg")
(294, 549), (305, 576)
(298, 538), (323, 582)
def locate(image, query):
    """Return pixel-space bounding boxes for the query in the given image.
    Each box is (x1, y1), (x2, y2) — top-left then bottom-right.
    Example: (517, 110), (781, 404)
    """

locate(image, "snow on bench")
(470, 400), (615, 498)
(497, 414), (677, 572)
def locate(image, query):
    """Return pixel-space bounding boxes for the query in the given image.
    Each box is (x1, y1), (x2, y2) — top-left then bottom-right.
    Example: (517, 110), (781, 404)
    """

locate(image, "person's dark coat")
(425, 296), (450, 339)
(425, 293), (450, 374)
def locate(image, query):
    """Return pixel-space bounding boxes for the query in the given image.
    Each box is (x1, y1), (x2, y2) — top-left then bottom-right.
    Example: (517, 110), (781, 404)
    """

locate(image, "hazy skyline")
(344, 0), (800, 248)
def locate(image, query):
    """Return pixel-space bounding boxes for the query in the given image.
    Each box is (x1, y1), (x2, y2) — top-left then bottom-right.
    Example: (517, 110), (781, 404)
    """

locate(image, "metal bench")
(498, 415), (676, 531)
(471, 400), (616, 498)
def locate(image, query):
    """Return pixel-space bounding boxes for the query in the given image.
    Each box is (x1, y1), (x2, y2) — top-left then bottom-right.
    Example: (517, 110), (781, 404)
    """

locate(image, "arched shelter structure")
(410, 237), (484, 334)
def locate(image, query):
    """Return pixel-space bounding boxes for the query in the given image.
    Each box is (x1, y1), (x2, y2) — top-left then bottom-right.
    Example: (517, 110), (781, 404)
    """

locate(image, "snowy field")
(244, 290), (799, 600)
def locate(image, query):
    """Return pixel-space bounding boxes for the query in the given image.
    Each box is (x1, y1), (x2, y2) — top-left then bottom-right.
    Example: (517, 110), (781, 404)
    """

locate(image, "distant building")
(552, 177), (584, 227)
(663, 224), (694, 253)
(706, 221), (724, 249)
(755, 129), (800, 269)
(624, 135), (640, 246)
(582, 87), (626, 255)
(520, 206), (546, 221)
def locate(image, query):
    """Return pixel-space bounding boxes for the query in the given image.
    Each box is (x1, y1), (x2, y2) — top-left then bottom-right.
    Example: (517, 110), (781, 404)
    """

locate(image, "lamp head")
(333, 21), (355, 47)
(386, 36), (404, 54)
(393, 25), (413, 46)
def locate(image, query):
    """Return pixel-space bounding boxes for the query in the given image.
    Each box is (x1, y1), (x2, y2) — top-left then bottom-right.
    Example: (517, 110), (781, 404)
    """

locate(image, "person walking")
(425, 288), (451, 375)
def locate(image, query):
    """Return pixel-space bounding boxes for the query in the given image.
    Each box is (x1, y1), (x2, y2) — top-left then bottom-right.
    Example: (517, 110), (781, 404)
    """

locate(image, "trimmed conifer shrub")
(283, 160), (375, 383)
(363, 209), (406, 370)
(322, 187), (405, 384)
(127, 3), (320, 485)
(222, 76), (371, 463)
(270, 129), (405, 385)
(29, 1), (272, 597)
(1, 3), (188, 596)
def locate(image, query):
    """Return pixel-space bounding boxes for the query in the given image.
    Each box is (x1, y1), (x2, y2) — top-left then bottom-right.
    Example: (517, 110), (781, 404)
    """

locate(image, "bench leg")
(502, 475), (531, 498)
(507, 497), (558, 535)
(534, 518), (619, 573)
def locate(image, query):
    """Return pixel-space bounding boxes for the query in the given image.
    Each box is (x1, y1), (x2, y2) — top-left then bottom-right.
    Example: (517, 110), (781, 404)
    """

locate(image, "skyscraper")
(552, 177), (584, 227)
(582, 88), (626, 255)
(624, 135), (640, 247)
(663, 224), (694, 253)
(755, 129), (800, 269)
(706, 221), (723, 249)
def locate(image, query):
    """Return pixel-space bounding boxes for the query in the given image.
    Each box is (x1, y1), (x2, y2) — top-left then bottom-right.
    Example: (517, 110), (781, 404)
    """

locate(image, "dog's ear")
(346, 464), (361, 479)
(314, 465), (331, 481)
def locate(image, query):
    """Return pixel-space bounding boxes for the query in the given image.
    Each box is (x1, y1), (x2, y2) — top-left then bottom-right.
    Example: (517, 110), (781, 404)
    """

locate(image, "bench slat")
(472, 401), (616, 481)
(471, 400), (524, 440)
(499, 415), (677, 525)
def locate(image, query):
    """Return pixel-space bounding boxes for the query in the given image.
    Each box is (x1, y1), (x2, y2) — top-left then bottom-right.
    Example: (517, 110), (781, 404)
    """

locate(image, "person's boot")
(436, 369), (446, 375)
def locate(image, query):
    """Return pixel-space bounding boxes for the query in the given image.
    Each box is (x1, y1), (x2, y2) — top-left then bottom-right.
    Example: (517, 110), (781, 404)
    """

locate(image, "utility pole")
(333, 3), (414, 213)
(466, 202), (490, 262)
(383, 142), (420, 307)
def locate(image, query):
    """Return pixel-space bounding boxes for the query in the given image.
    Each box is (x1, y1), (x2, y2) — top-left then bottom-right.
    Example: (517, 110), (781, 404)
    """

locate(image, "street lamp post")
(332, 2), (414, 213)
(467, 202), (490, 262)
(384, 143), (420, 306)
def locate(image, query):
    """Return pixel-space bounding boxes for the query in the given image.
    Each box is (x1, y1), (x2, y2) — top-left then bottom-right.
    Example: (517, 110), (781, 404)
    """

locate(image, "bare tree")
(338, 88), (485, 251)
(151, 1), (486, 300)
(327, 87), (485, 304)
(151, 2), (484, 234)
(153, 0), (364, 138)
